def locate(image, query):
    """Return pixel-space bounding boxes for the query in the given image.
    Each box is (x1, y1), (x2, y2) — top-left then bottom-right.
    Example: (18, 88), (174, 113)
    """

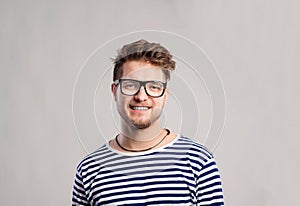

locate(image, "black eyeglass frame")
(114, 79), (167, 98)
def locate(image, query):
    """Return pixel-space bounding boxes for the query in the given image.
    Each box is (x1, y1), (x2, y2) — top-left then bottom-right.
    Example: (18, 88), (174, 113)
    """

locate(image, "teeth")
(132, 106), (149, 110)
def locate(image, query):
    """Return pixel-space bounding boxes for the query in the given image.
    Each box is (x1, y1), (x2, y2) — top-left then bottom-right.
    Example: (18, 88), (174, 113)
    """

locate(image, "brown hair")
(112, 39), (176, 81)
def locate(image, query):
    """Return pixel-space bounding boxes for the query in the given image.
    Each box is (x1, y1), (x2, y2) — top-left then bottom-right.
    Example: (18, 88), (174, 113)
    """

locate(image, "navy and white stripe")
(72, 135), (224, 205)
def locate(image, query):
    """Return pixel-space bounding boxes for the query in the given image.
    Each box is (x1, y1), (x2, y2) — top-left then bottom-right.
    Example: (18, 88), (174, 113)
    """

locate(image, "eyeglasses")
(114, 79), (167, 97)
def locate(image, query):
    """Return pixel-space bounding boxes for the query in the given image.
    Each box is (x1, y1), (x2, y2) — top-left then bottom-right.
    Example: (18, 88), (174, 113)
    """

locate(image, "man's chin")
(131, 120), (151, 129)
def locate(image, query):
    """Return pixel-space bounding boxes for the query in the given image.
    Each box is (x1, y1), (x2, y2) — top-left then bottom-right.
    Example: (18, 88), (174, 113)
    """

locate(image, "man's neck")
(121, 124), (162, 142)
(116, 123), (168, 150)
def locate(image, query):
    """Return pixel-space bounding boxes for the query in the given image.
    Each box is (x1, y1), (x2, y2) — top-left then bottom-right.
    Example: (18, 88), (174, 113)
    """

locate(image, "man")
(72, 40), (224, 205)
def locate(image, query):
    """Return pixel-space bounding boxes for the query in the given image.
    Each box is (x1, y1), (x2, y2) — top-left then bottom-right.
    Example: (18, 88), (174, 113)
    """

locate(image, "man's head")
(112, 39), (176, 82)
(111, 40), (176, 130)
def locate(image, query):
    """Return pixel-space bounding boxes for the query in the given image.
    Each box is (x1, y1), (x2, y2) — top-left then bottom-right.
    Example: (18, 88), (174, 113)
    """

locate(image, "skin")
(110, 60), (177, 152)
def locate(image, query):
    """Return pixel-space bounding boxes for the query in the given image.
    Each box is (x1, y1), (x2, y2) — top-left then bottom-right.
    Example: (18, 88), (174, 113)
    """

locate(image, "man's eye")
(149, 84), (162, 90)
(124, 83), (136, 89)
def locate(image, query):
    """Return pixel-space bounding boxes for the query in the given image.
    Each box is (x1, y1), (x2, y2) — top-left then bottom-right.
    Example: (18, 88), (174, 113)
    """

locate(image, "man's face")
(112, 60), (168, 130)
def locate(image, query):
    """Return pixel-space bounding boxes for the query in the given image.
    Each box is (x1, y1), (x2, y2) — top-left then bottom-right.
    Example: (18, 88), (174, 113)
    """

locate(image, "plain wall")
(1, 0), (299, 205)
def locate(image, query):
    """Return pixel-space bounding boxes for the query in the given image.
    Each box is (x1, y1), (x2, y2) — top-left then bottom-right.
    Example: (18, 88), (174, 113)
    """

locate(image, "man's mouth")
(130, 106), (150, 111)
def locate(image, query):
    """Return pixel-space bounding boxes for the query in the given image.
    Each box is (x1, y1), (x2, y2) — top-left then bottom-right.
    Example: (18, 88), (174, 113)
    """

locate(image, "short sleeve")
(196, 158), (224, 205)
(72, 168), (90, 206)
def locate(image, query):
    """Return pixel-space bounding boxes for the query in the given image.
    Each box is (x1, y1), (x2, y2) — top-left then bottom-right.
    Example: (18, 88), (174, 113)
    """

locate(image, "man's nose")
(134, 86), (148, 101)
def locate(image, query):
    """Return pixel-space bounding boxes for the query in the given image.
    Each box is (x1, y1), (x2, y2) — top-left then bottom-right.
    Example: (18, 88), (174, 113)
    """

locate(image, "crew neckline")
(106, 133), (181, 156)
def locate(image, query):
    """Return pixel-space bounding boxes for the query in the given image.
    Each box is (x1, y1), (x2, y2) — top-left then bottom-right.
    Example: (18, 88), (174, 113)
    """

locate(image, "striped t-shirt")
(72, 135), (224, 205)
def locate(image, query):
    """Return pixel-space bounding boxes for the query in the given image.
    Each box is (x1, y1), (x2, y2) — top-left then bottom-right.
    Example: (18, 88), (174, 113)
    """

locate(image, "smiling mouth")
(130, 106), (150, 111)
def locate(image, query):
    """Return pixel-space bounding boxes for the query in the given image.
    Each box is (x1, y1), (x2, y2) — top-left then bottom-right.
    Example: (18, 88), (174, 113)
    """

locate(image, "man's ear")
(111, 83), (117, 101)
(163, 88), (168, 105)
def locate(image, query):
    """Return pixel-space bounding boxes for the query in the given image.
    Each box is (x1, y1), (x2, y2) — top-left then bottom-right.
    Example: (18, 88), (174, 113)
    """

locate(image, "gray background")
(1, 0), (299, 205)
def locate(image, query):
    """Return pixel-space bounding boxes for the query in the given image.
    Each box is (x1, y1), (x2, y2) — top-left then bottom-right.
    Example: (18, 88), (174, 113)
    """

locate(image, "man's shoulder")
(177, 135), (214, 160)
(76, 144), (111, 171)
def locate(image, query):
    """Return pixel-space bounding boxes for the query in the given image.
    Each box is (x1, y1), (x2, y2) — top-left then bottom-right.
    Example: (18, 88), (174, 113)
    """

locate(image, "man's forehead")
(122, 66), (165, 79)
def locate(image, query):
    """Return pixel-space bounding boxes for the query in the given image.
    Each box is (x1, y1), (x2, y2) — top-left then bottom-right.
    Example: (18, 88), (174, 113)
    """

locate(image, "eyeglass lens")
(121, 80), (165, 97)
